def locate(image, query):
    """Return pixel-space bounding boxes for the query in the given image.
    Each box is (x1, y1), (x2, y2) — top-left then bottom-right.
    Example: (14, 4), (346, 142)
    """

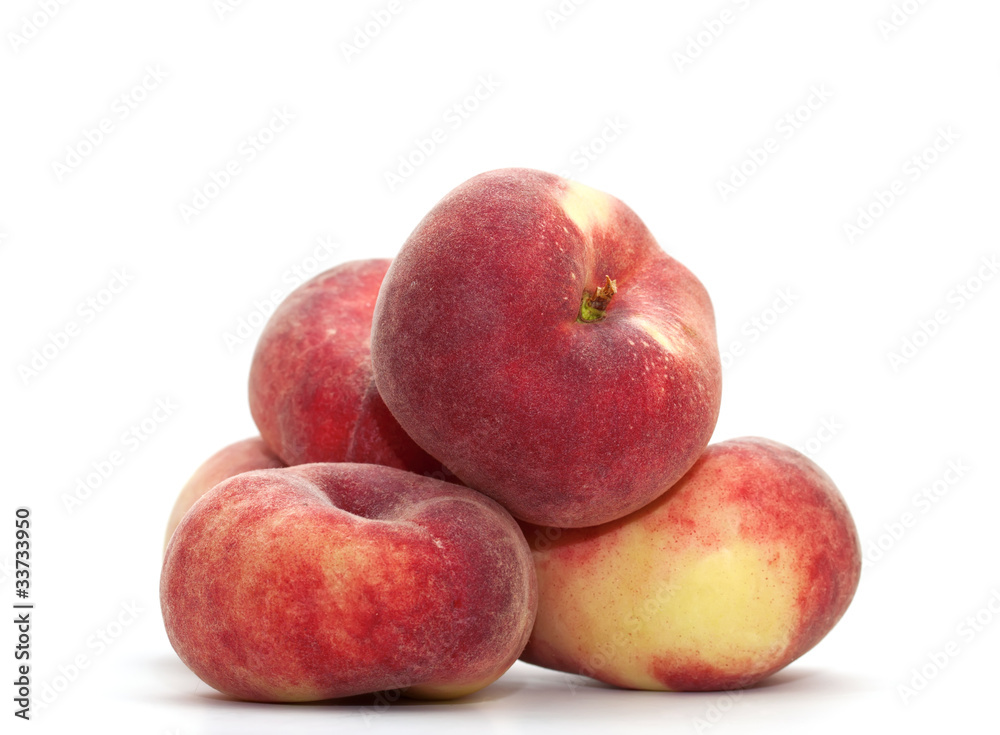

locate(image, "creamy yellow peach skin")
(520, 437), (862, 690)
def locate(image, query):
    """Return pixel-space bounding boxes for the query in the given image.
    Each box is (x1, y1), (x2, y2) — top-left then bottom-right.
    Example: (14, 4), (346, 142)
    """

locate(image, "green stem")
(577, 275), (617, 322)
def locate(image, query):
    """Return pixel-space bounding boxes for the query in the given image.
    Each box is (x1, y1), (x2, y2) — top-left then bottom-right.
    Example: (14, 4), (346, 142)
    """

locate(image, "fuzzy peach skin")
(163, 437), (284, 551)
(371, 168), (721, 528)
(519, 438), (862, 690)
(161, 463), (538, 702)
(249, 259), (448, 478)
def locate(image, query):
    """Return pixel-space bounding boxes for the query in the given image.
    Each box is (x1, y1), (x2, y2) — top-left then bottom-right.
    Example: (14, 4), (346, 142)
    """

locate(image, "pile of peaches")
(160, 168), (861, 701)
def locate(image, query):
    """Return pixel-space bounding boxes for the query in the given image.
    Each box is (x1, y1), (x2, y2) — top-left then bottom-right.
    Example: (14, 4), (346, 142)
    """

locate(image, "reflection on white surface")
(31, 640), (947, 735)
(4, 0), (1000, 733)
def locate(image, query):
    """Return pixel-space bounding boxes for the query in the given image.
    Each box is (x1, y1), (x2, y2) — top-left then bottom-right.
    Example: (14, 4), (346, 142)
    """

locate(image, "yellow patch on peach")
(533, 527), (801, 690)
(560, 180), (613, 236)
(652, 543), (799, 678)
(255, 681), (327, 703)
(406, 673), (499, 700)
(630, 317), (682, 354)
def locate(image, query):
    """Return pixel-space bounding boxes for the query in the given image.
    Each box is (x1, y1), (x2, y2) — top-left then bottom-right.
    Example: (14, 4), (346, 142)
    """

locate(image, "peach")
(371, 168), (721, 527)
(249, 259), (447, 479)
(519, 437), (861, 690)
(163, 437), (284, 550)
(160, 462), (537, 701)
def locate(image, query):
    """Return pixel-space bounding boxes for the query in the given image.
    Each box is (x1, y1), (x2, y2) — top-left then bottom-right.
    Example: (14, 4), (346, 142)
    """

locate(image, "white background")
(2, 1), (998, 733)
